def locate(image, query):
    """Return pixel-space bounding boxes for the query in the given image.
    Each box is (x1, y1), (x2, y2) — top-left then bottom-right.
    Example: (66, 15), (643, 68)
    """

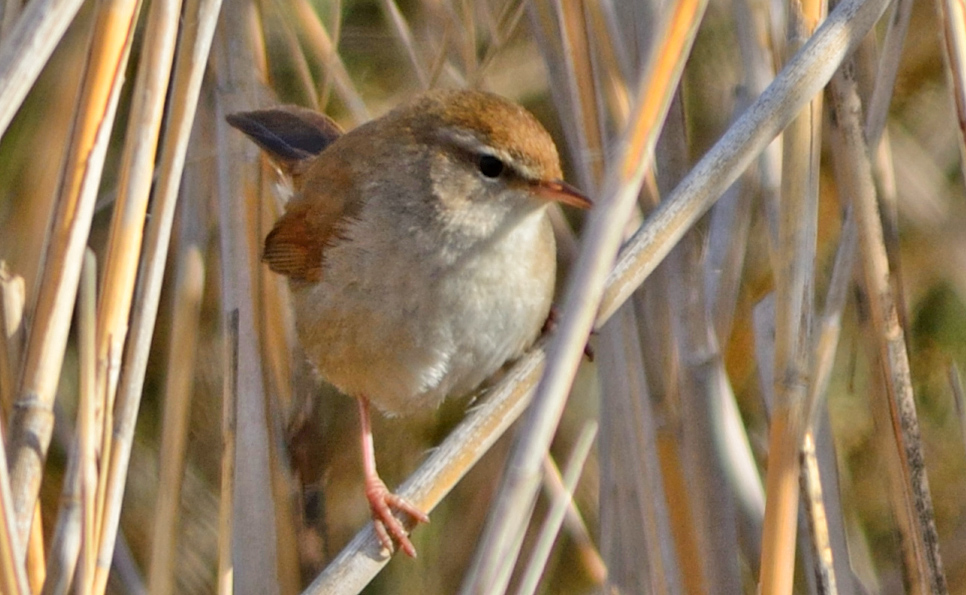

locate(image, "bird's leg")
(358, 396), (430, 557)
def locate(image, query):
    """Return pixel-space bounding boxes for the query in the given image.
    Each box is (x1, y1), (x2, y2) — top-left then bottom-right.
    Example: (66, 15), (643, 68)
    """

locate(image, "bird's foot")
(542, 306), (596, 361)
(364, 475), (430, 558)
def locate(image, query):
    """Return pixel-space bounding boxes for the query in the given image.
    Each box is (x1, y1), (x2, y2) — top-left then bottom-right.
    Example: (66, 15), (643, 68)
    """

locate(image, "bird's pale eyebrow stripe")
(436, 129), (542, 181)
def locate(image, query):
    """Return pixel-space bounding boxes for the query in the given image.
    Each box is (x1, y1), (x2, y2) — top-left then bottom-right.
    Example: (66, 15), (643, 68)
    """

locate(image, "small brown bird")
(227, 90), (589, 558)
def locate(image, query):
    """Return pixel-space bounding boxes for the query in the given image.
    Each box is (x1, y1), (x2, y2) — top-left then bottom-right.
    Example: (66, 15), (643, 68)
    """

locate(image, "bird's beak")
(533, 179), (592, 209)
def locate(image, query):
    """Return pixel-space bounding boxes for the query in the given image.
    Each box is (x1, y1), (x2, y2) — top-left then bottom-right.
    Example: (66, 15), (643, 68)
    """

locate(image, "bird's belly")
(291, 214), (555, 415)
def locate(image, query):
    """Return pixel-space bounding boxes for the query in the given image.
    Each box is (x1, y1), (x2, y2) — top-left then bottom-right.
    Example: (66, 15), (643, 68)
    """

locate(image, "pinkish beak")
(533, 179), (592, 209)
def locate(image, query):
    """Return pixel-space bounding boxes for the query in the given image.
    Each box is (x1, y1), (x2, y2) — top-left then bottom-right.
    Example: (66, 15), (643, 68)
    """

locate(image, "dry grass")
(0, 0), (964, 593)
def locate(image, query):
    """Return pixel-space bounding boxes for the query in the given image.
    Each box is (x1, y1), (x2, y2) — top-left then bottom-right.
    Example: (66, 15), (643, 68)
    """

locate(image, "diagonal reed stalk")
(515, 422), (598, 595)
(464, 0), (709, 587)
(0, 0), (86, 139)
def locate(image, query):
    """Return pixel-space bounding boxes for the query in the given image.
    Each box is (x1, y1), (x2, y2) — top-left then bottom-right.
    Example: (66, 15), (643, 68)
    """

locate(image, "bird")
(227, 89), (590, 558)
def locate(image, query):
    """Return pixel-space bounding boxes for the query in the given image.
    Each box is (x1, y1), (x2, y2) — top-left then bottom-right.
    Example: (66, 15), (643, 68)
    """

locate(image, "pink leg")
(358, 396), (430, 557)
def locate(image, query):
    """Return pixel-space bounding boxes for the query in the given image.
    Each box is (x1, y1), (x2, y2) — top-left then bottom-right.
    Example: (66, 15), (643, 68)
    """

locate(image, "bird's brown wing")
(263, 201), (325, 281)
(263, 160), (362, 283)
(228, 105), (361, 283)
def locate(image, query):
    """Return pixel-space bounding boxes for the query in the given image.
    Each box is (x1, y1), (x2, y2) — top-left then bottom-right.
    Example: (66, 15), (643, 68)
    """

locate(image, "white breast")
(291, 207), (555, 415)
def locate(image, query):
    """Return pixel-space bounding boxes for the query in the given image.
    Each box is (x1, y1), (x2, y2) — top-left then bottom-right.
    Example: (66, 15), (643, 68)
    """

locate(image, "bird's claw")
(542, 306), (595, 361)
(365, 476), (429, 558)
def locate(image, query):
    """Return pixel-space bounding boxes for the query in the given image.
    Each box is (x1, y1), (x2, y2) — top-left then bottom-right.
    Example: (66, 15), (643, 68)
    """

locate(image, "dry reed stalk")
(258, 2), (319, 108)
(798, 207), (857, 594)
(254, 174), (303, 594)
(245, 19), (306, 590)
(857, 17), (909, 338)
(539, 453), (606, 585)
(583, 1), (633, 123)
(758, 0), (826, 589)
(219, 310), (239, 595)
(147, 246), (206, 595)
(257, 214), (303, 594)
(939, 0), (966, 176)
(868, 130), (907, 331)
(0, 0), (19, 38)
(525, 1), (604, 193)
(7, 0), (140, 547)
(466, 0), (708, 586)
(0, 1), (18, 37)
(516, 423), (598, 595)
(598, 304), (681, 595)
(475, 1), (529, 81)
(248, 6), (268, 84)
(78, 268), (98, 594)
(380, 0), (429, 88)
(753, 296), (778, 413)
(25, 505), (42, 591)
(91, 0), (181, 432)
(709, 0), (779, 340)
(553, 1), (607, 188)
(0, 266), (24, 419)
(667, 202), (743, 592)
(315, 0), (341, 106)
(256, 179), (296, 420)
(234, 14), (305, 585)
(0, 0), (86, 139)
(91, 345), (112, 575)
(799, 432), (837, 594)
(0, 275), (28, 593)
(658, 87), (742, 594)
(805, 211), (855, 430)
(83, 0), (223, 588)
(864, 0), (914, 149)
(0, 422), (26, 595)
(704, 172), (755, 344)
(731, 0), (782, 253)
(89, 0), (183, 581)
(828, 58), (948, 595)
(599, 2), (639, 78)
(214, 2), (286, 590)
(451, 4), (479, 81)
(423, 28), (453, 92)
(794, 208), (853, 592)
(579, 10), (681, 579)
(800, 10), (911, 582)
(292, 0), (369, 124)
(43, 249), (96, 595)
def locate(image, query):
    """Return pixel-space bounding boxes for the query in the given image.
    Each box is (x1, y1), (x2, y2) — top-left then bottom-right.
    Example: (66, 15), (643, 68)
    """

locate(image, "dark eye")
(477, 154), (505, 178)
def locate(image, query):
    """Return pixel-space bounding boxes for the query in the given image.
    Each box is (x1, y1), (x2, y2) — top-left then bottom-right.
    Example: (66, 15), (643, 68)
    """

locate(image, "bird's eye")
(477, 154), (505, 179)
